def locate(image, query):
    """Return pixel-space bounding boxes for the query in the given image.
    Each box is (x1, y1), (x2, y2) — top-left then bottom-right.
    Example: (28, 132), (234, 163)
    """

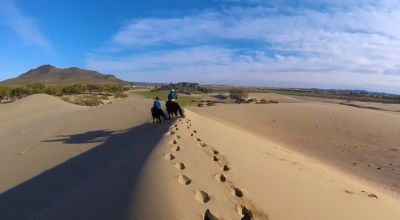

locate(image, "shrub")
(229, 88), (249, 103)
(260, 99), (266, 102)
(215, 94), (229, 99)
(268, 100), (279, 104)
(114, 93), (128, 98)
(185, 91), (192, 95)
(207, 102), (215, 106)
(84, 99), (102, 106)
(100, 95), (109, 100)
(197, 103), (204, 107)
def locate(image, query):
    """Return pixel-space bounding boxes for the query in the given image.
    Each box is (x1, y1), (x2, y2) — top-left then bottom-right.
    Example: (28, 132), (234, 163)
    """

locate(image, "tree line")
(153, 82), (212, 94)
(0, 83), (129, 103)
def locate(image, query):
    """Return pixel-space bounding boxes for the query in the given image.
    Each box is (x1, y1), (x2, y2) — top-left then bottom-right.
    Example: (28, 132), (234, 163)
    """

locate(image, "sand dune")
(1, 94), (400, 219)
(190, 101), (400, 197)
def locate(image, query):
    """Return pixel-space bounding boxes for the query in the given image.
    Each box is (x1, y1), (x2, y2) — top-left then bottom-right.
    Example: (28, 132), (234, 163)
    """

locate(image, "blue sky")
(1, 0), (400, 93)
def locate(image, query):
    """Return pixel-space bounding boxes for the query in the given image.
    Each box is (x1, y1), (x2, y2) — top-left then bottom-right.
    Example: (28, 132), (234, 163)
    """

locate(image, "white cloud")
(0, 0), (52, 51)
(88, 1), (400, 93)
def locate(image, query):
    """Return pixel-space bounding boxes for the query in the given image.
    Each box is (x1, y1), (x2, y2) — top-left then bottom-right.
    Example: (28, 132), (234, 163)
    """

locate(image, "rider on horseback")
(166, 89), (184, 118)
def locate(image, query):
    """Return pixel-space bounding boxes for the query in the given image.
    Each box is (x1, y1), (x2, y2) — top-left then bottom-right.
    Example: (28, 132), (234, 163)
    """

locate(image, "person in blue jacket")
(167, 89), (178, 101)
(166, 89), (184, 117)
(152, 97), (168, 120)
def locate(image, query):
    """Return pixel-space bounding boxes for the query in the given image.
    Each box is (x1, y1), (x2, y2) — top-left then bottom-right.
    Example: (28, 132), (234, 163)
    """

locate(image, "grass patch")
(131, 90), (197, 107)
(114, 93), (128, 98)
(100, 95), (109, 100)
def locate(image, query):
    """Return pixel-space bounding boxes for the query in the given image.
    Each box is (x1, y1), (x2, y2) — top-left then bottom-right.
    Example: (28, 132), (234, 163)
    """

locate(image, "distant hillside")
(0, 65), (130, 85)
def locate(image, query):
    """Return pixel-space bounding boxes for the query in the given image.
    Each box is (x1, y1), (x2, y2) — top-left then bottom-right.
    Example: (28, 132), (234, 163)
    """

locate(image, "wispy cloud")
(0, 0), (52, 51)
(88, 1), (400, 93)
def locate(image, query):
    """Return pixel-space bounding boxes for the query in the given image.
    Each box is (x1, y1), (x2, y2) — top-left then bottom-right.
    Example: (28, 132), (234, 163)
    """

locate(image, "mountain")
(0, 65), (130, 85)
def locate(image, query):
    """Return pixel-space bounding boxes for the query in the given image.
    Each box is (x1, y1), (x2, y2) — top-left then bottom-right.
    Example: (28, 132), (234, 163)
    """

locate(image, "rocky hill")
(0, 65), (130, 85)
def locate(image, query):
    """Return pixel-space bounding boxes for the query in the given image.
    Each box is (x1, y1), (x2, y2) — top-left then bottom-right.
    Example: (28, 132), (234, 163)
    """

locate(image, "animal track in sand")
(164, 154), (175, 160)
(212, 156), (220, 161)
(212, 150), (219, 154)
(220, 165), (231, 171)
(169, 140), (178, 145)
(204, 209), (219, 220)
(215, 174), (227, 182)
(174, 135), (181, 139)
(171, 146), (181, 151)
(197, 143), (207, 147)
(175, 162), (185, 170)
(196, 138), (202, 142)
(176, 127), (179, 130)
(178, 175), (192, 185)
(169, 131), (175, 135)
(195, 190), (210, 203)
(192, 130), (197, 133)
(236, 205), (253, 217)
(232, 187), (244, 198)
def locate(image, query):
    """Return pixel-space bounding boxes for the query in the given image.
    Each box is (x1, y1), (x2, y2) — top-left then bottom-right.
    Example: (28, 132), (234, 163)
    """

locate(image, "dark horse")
(150, 108), (169, 123)
(166, 100), (184, 119)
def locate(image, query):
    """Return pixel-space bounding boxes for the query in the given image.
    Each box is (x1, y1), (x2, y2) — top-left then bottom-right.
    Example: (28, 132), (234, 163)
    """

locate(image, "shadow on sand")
(0, 119), (175, 219)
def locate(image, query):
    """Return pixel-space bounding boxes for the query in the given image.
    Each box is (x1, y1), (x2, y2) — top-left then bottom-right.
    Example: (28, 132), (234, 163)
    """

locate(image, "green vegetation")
(229, 88), (249, 103)
(131, 90), (196, 107)
(207, 102), (216, 106)
(197, 103), (204, 107)
(0, 83), (130, 106)
(152, 82), (212, 93)
(257, 99), (279, 104)
(114, 93), (128, 99)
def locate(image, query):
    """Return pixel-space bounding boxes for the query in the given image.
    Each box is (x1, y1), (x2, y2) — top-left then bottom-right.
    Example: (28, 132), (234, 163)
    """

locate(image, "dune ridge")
(1, 94), (400, 219)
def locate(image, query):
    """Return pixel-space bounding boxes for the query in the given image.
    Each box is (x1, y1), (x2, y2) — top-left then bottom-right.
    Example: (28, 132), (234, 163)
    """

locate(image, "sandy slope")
(1, 94), (400, 219)
(190, 101), (400, 197)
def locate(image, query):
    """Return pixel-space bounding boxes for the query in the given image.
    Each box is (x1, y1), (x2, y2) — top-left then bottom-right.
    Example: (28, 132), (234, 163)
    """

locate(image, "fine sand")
(1, 94), (400, 219)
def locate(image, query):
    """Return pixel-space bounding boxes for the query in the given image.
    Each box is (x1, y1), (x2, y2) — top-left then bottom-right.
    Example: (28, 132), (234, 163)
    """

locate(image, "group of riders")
(152, 89), (184, 120)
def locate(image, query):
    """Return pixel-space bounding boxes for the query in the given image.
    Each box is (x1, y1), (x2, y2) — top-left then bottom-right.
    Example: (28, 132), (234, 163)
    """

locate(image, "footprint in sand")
(196, 138), (202, 142)
(231, 187), (244, 198)
(176, 128), (179, 130)
(236, 205), (253, 217)
(174, 135), (181, 139)
(165, 154), (175, 160)
(169, 140), (178, 145)
(192, 130), (197, 133)
(178, 175), (192, 185)
(204, 209), (219, 220)
(212, 156), (220, 161)
(195, 190), (210, 203)
(220, 165), (231, 171)
(169, 131), (175, 135)
(215, 174), (227, 182)
(175, 162), (185, 170)
(212, 150), (219, 155)
(197, 143), (207, 147)
(171, 146), (181, 151)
